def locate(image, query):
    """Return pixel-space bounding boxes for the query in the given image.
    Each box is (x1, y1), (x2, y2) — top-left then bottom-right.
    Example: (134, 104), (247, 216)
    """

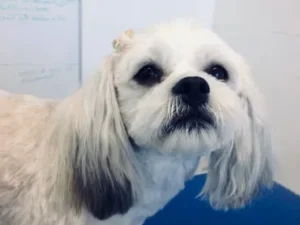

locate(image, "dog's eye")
(133, 64), (163, 86)
(204, 64), (229, 81)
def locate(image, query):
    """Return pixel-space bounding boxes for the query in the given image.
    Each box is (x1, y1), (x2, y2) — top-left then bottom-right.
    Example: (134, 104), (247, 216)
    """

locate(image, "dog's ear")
(202, 68), (273, 210)
(52, 56), (139, 220)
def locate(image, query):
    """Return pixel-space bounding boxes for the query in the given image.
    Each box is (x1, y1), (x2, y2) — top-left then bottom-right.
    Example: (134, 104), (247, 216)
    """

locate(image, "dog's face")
(113, 22), (248, 155)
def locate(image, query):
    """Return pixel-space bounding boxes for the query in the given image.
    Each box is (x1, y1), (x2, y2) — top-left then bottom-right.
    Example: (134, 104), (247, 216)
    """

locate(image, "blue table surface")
(144, 175), (300, 225)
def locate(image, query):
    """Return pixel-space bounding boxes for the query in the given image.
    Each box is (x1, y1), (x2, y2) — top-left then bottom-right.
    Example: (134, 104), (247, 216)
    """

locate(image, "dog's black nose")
(172, 76), (210, 106)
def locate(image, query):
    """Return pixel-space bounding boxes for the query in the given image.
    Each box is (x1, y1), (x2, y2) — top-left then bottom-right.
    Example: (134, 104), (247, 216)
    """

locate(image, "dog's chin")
(163, 108), (215, 136)
(151, 109), (218, 154)
(158, 116), (219, 155)
(160, 128), (219, 155)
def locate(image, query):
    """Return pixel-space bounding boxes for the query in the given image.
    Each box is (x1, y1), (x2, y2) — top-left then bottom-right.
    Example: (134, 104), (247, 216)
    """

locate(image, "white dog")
(0, 19), (273, 225)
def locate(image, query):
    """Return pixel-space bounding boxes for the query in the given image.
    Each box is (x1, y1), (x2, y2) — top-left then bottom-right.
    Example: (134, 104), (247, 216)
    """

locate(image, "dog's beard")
(154, 98), (221, 154)
(162, 95), (215, 134)
(162, 106), (215, 135)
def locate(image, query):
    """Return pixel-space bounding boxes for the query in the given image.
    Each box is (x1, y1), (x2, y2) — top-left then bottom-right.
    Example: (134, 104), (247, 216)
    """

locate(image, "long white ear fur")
(49, 56), (139, 220)
(202, 72), (273, 209)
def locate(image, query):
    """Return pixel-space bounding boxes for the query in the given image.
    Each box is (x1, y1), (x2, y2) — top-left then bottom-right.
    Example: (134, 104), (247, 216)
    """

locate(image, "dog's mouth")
(163, 108), (214, 135)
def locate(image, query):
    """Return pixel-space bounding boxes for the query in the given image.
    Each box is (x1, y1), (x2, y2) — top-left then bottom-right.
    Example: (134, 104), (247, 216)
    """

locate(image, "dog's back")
(0, 94), (57, 225)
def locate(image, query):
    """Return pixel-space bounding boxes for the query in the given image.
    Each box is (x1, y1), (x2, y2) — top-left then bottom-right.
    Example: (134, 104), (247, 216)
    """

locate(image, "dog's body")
(0, 94), (199, 225)
(0, 20), (273, 225)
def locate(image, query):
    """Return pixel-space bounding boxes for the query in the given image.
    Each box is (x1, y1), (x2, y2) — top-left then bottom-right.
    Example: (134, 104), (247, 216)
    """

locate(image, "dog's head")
(112, 19), (272, 206)
(65, 19), (272, 220)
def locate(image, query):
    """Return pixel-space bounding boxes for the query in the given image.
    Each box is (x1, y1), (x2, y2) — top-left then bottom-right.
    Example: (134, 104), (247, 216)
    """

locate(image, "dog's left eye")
(133, 64), (163, 86)
(204, 64), (229, 81)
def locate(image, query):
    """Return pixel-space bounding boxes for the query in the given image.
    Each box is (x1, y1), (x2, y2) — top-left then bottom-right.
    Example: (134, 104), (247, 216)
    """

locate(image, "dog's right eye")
(133, 64), (163, 86)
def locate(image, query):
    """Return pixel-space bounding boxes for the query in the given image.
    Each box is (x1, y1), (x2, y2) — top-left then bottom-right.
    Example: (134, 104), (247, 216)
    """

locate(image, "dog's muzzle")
(163, 77), (214, 134)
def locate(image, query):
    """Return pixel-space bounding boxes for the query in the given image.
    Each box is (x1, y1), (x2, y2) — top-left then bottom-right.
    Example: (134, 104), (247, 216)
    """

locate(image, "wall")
(213, 0), (300, 194)
(81, 0), (216, 80)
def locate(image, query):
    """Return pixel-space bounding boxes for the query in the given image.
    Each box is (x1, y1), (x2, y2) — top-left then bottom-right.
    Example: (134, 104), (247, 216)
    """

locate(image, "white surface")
(81, 0), (216, 80)
(0, 0), (80, 99)
(213, 0), (300, 194)
(213, 0), (300, 35)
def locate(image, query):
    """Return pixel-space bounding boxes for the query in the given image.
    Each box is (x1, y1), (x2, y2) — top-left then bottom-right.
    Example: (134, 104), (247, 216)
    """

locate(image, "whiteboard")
(0, 0), (80, 99)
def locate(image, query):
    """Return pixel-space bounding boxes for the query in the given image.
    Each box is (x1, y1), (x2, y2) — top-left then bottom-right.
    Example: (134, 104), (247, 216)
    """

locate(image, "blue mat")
(144, 175), (300, 225)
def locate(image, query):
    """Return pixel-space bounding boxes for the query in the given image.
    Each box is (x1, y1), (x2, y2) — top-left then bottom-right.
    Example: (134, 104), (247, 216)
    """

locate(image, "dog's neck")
(134, 147), (200, 180)
(88, 147), (201, 225)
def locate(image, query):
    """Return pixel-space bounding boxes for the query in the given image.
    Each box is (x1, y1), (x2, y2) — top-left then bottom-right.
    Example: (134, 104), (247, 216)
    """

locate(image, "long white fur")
(0, 19), (273, 225)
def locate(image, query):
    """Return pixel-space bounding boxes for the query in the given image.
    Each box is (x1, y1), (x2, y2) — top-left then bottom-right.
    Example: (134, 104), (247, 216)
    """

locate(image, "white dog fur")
(0, 19), (273, 225)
